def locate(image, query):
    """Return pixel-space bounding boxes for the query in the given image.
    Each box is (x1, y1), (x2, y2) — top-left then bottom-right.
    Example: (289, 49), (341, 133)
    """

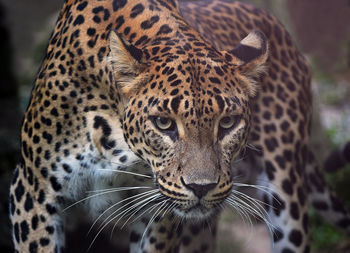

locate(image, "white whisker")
(246, 143), (261, 152)
(87, 186), (151, 193)
(228, 183), (277, 232)
(231, 190), (274, 210)
(234, 182), (280, 203)
(140, 199), (168, 245)
(227, 192), (275, 234)
(114, 193), (164, 231)
(127, 196), (168, 226)
(88, 189), (159, 250)
(62, 186), (151, 212)
(96, 168), (153, 178)
(161, 200), (176, 218)
(88, 189), (158, 235)
(229, 195), (265, 222)
(225, 198), (253, 229)
(97, 190), (159, 229)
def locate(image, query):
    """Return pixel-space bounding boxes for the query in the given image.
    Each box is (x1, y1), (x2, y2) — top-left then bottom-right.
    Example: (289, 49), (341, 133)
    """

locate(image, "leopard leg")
(129, 214), (182, 253)
(10, 165), (64, 253)
(233, 145), (310, 253)
(128, 214), (217, 253)
(256, 171), (310, 253)
(239, 143), (310, 253)
(178, 219), (217, 253)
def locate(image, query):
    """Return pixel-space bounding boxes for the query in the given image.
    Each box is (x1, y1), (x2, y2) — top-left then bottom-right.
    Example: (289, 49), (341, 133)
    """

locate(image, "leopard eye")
(218, 115), (242, 140)
(219, 116), (239, 129)
(149, 116), (178, 140)
(155, 116), (173, 130)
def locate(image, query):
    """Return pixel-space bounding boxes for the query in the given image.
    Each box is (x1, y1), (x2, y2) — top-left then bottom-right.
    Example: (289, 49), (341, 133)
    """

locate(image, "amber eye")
(218, 115), (242, 140)
(149, 116), (178, 140)
(155, 116), (173, 130)
(219, 116), (239, 129)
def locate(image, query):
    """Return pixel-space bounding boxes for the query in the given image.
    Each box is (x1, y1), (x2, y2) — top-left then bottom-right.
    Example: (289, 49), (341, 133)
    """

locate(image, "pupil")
(222, 117), (230, 123)
(159, 117), (169, 124)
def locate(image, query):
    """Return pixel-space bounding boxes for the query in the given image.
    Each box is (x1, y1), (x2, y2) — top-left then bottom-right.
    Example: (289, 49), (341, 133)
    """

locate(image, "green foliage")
(325, 127), (341, 150)
(310, 207), (343, 251)
(326, 165), (350, 206)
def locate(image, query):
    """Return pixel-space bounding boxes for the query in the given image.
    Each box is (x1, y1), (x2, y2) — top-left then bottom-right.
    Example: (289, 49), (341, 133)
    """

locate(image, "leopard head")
(108, 29), (268, 219)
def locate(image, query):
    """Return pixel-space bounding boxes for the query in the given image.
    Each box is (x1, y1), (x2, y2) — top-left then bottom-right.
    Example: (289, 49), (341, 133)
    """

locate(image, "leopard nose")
(181, 177), (217, 198)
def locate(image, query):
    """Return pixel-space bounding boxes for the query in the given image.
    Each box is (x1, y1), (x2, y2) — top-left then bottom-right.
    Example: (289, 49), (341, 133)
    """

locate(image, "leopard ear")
(108, 30), (149, 99)
(228, 30), (269, 96)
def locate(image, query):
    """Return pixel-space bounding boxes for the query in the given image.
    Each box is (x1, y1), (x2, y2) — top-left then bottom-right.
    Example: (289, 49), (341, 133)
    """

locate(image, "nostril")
(181, 177), (217, 198)
(187, 183), (217, 198)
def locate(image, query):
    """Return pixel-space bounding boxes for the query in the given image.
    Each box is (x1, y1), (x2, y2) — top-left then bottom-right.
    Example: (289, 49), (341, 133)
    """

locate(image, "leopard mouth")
(155, 178), (227, 219)
(171, 200), (220, 220)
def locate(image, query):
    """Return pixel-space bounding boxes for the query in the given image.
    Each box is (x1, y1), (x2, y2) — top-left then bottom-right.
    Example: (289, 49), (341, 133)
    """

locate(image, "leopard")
(9, 0), (350, 252)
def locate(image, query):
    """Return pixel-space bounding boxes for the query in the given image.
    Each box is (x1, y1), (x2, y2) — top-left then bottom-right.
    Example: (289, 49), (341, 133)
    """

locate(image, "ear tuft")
(228, 30), (269, 97)
(108, 31), (148, 99)
(109, 31), (144, 72)
(231, 30), (268, 64)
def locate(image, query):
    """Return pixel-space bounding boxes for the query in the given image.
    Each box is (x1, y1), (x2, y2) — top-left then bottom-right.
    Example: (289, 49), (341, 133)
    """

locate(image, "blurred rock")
(287, 0), (350, 74)
(2, 0), (62, 79)
(0, 2), (21, 252)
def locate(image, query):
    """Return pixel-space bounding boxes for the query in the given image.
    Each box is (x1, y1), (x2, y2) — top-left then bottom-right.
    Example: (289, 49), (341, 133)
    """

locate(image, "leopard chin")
(172, 201), (220, 220)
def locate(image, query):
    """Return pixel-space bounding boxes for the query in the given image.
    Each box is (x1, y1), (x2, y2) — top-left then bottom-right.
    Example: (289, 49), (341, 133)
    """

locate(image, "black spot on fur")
(40, 238), (50, 246)
(273, 193), (285, 216)
(214, 95), (225, 112)
(50, 176), (62, 191)
(281, 248), (294, 253)
(46, 204), (57, 215)
(157, 24), (173, 35)
(141, 15), (159, 30)
(20, 221), (29, 242)
(155, 242), (165, 250)
(290, 202), (299, 220)
(273, 228), (284, 242)
(73, 15), (85, 26)
(113, 0), (127, 11)
(38, 190), (45, 204)
(265, 160), (276, 180)
(24, 193), (34, 212)
(93, 116), (112, 136)
(130, 3), (144, 18)
(130, 231), (140, 242)
(29, 241), (38, 253)
(171, 96), (182, 114)
(282, 179), (293, 195)
(289, 229), (302, 247)
(31, 215), (39, 230)
(46, 226), (55, 234)
(15, 180), (25, 202)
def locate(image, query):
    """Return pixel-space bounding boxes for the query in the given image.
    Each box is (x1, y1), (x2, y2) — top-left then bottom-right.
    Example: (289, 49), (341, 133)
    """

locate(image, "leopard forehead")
(132, 54), (249, 116)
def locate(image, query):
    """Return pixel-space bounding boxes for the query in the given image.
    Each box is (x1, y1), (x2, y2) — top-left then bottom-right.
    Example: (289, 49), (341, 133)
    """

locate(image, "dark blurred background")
(0, 0), (349, 252)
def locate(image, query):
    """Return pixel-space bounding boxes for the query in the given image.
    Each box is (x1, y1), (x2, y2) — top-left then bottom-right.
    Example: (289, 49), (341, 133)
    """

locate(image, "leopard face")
(109, 30), (268, 219)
